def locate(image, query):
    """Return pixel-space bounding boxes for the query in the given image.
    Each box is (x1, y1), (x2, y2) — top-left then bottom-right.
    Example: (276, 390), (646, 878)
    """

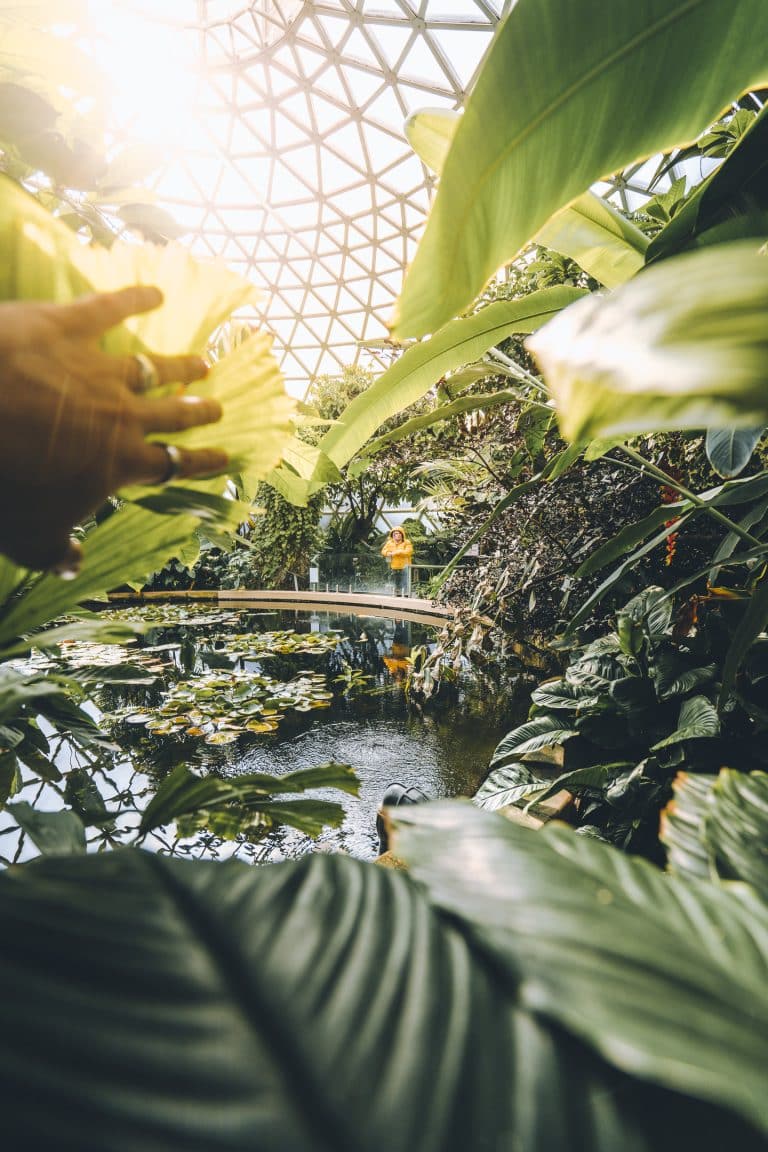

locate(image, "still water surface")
(2, 607), (526, 865)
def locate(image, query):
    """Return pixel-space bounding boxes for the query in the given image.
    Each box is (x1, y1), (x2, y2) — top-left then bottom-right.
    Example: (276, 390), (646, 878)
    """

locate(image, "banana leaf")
(393, 0), (768, 337)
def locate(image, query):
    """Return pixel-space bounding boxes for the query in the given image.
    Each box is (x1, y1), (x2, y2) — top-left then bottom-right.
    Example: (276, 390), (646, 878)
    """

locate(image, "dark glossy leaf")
(490, 716), (577, 765)
(0, 749), (20, 805)
(704, 770), (768, 900)
(528, 764), (631, 809)
(705, 427), (765, 478)
(609, 677), (657, 712)
(7, 801), (85, 855)
(660, 771), (714, 882)
(17, 745), (61, 783)
(531, 679), (600, 711)
(34, 691), (118, 752)
(391, 800), (768, 1137)
(0, 846), (764, 1151)
(64, 769), (113, 827)
(720, 576), (768, 705)
(0, 668), (72, 723)
(473, 763), (541, 811)
(652, 696), (720, 749)
(657, 664), (717, 701)
(140, 763), (359, 834)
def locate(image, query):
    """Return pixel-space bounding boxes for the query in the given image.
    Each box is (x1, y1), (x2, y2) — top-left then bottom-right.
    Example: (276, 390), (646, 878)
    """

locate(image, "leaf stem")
(617, 445), (763, 548)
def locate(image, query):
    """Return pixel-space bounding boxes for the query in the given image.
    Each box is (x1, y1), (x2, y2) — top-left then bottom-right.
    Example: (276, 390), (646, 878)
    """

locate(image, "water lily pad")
(204, 731), (239, 745)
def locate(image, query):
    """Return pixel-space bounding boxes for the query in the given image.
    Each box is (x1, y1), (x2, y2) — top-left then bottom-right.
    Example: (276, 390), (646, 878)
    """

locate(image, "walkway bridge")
(109, 589), (455, 628)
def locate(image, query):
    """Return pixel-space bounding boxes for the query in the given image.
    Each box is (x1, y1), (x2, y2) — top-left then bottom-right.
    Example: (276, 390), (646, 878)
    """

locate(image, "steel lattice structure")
(90, 3), (760, 395)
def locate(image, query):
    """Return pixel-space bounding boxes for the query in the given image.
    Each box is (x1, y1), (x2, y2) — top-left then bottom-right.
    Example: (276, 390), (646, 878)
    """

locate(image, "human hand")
(0, 285), (227, 572)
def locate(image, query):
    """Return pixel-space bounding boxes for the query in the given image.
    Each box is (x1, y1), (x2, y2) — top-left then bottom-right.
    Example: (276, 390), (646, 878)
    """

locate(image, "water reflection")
(1, 609), (527, 866)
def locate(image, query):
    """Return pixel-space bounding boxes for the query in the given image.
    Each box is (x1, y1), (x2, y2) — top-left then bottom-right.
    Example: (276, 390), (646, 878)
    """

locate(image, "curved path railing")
(108, 589), (454, 627)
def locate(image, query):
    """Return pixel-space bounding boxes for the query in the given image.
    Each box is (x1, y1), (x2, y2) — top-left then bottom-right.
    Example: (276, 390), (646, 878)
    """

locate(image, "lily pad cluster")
(14, 639), (167, 680)
(206, 628), (342, 660)
(120, 669), (334, 745)
(101, 606), (243, 628)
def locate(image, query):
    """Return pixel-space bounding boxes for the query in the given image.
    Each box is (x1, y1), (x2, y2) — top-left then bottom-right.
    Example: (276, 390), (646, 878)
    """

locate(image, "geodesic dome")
(88, 1), (514, 394)
(82, 3), (762, 398)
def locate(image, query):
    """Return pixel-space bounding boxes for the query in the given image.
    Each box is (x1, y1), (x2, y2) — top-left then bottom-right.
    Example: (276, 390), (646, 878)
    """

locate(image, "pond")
(1, 605), (529, 865)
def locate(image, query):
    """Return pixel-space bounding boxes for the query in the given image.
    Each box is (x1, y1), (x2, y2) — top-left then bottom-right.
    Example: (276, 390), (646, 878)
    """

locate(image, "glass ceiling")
(75, 4), (758, 396)
(86, 0), (514, 394)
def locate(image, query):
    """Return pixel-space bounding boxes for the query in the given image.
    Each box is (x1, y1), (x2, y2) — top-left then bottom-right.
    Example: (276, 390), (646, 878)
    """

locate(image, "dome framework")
(91, 2), (760, 396)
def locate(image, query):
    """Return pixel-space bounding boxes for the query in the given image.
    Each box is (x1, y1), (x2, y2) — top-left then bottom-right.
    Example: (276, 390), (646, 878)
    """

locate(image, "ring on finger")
(134, 352), (160, 392)
(159, 443), (183, 484)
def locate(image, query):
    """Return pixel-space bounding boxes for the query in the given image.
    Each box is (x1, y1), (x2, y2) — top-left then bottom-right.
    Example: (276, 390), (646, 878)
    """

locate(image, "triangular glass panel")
(424, 0), (493, 19)
(325, 122), (367, 171)
(365, 86), (405, 131)
(399, 34), (446, 87)
(310, 92), (347, 136)
(294, 43), (330, 79)
(339, 64), (383, 108)
(309, 282), (340, 311)
(264, 62), (299, 98)
(315, 11), (350, 51)
(343, 27), (382, 70)
(428, 28), (493, 89)
(369, 23), (412, 69)
(361, 121), (409, 167)
(320, 151), (367, 195)
(333, 183), (375, 217)
(358, 0), (404, 15)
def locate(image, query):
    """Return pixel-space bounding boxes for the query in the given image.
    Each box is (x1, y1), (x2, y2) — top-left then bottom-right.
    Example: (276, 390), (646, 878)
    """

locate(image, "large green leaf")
(0, 845), (764, 1150)
(473, 762), (540, 811)
(652, 695), (720, 749)
(355, 388), (523, 463)
(7, 800), (85, 855)
(719, 574), (768, 705)
(705, 427), (765, 479)
(534, 193), (649, 288)
(530, 678), (601, 711)
(391, 800), (768, 1136)
(490, 715), (577, 765)
(663, 769), (768, 901)
(393, 0), (768, 337)
(405, 110), (650, 290)
(660, 770), (715, 881)
(0, 503), (199, 642)
(530, 242), (768, 442)
(704, 770), (768, 900)
(140, 762), (360, 836)
(273, 290), (583, 505)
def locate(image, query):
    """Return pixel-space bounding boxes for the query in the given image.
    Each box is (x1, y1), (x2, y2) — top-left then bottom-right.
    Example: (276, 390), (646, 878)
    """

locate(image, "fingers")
(124, 351), (209, 393)
(137, 394), (222, 435)
(139, 442), (229, 486)
(56, 286), (164, 337)
(0, 519), (82, 574)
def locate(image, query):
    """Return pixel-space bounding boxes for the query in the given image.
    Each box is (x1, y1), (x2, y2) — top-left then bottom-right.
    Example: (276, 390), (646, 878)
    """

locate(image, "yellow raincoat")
(380, 530), (413, 571)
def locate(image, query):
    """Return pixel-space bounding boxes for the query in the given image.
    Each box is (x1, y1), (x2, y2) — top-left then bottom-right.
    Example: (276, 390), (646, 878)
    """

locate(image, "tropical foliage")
(489, 586), (768, 856)
(1, 797), (767, 1149)
(2, 0), (768, 1146)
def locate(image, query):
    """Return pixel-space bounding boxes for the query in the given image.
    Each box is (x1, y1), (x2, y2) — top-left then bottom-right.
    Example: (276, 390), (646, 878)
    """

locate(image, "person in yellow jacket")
(380, 528), (413, 596)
